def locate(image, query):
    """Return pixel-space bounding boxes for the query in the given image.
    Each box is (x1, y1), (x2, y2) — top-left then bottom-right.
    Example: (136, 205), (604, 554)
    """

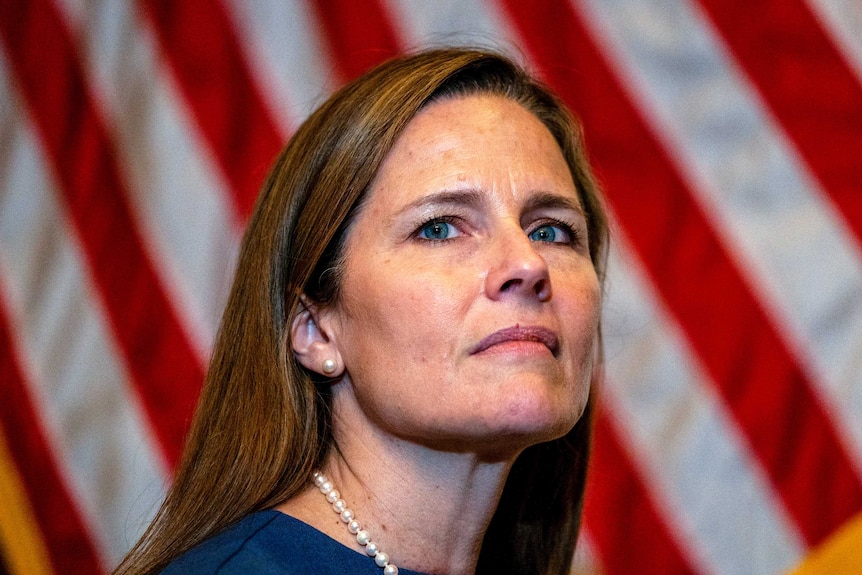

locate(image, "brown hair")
(115, 48), (608, 575)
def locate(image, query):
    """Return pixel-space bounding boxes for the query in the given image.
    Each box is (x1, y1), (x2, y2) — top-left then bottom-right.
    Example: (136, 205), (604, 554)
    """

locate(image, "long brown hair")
(114, 48), (608, 575)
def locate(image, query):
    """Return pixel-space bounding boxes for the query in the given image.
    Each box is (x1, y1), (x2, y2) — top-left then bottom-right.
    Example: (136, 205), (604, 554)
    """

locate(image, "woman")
(115, 48), (608, 575)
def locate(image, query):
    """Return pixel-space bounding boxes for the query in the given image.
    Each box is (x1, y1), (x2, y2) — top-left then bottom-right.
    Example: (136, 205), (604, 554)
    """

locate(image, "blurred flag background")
(1, 1), (861, 574)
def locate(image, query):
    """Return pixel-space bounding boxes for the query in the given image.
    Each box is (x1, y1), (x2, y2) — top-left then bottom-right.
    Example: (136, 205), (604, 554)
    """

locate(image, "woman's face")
(323, 95), (600, 457)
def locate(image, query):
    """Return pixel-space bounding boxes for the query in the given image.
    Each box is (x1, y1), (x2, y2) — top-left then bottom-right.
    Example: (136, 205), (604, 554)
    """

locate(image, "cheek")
(339, 264), (470, 368)
(559, 270), (602, 367)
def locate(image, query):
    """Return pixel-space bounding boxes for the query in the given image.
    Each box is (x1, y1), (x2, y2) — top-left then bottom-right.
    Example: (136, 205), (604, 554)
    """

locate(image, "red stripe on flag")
(500, 0), (862, 546)
(585, 411), (698, 575)
(0, 0), (203, 468)
(141, 0), (284, 221)
(0, 297), (103, 574)
(697, 0), (862, 248)
(309, 0), (401, 82)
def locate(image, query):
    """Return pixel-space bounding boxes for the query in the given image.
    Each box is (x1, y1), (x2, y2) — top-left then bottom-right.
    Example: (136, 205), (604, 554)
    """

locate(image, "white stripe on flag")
(0, 52), (168, 567)
(571, 532), (603, 574)
(56, 0), (243, 357)
(577, 0), (862, 473)
(603, 234), (806, 575)
(382, 0), (519, 55)
(806, 0), (862, 83)
(226, 0), (340, 128)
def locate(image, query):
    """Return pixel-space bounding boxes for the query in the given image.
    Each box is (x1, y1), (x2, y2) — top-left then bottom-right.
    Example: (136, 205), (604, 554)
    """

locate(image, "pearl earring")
(322, 359), (337, 375)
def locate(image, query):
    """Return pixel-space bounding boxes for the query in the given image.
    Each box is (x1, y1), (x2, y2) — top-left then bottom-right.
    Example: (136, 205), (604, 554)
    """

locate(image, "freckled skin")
(323, 95), (601, 458)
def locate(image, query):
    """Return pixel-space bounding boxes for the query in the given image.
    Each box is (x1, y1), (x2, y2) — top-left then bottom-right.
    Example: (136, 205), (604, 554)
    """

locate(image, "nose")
(484, 225), (552, 302)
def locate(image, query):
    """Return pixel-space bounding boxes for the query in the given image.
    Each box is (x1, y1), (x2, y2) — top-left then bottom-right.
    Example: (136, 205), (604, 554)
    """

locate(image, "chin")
(499, 410), (580, 446)
(382, 375), (589, 457)
(403, 407), (580, 460)
(472, 395), (587, 458)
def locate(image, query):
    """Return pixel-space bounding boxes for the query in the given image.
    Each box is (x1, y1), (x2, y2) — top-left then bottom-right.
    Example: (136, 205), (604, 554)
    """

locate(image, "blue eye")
(419, 220), (457, 240)
(529, 224), (567, 243)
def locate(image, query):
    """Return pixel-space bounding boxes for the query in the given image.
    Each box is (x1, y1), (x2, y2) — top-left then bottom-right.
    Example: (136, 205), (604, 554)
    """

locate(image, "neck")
(278, 419), (520, 575)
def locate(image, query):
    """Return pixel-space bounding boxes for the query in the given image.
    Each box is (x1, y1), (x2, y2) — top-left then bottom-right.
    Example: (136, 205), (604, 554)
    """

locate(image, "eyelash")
(413, 216), (583, 247)
(414, 216), (464, 241)
(529, 219), (583, 247)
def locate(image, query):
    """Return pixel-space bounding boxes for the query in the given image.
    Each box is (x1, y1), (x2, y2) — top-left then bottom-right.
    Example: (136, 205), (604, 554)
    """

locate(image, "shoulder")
(159, 510), (426, 575)
(162, 511), (290, 575)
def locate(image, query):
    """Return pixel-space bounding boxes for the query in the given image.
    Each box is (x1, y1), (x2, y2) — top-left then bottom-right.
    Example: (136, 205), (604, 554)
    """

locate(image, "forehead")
(393, 95), (561, 162)
(366, 95), (577, 207)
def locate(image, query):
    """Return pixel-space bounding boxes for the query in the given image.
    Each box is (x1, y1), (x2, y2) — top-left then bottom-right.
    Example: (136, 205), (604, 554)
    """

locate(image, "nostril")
(500, 278), (520, 292)
(535, 278), (551, 300)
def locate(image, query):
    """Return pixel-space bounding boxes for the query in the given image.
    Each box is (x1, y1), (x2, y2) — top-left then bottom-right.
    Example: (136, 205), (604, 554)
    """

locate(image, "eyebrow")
(396, 188), (486, 215)
(395, 188), (586, 218)
(521, 191), (586, 217)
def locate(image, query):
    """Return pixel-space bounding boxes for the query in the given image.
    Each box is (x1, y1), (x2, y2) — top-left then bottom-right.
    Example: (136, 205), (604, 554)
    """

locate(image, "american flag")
(1, 1), (861, 573)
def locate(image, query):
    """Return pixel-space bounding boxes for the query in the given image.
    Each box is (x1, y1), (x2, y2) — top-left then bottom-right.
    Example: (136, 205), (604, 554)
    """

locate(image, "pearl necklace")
(313, 470), (399, 574)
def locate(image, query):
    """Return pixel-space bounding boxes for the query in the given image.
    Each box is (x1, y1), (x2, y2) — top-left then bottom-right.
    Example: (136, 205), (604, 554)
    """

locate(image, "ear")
(290, 295), (344, 377)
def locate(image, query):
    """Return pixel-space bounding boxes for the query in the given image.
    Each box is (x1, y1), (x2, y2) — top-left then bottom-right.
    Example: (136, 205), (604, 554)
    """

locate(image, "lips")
(469, 325), (559, 356)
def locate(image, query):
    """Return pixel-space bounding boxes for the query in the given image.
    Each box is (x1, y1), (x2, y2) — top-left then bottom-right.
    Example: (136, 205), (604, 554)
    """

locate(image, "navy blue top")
(160, 510), (429, 574)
